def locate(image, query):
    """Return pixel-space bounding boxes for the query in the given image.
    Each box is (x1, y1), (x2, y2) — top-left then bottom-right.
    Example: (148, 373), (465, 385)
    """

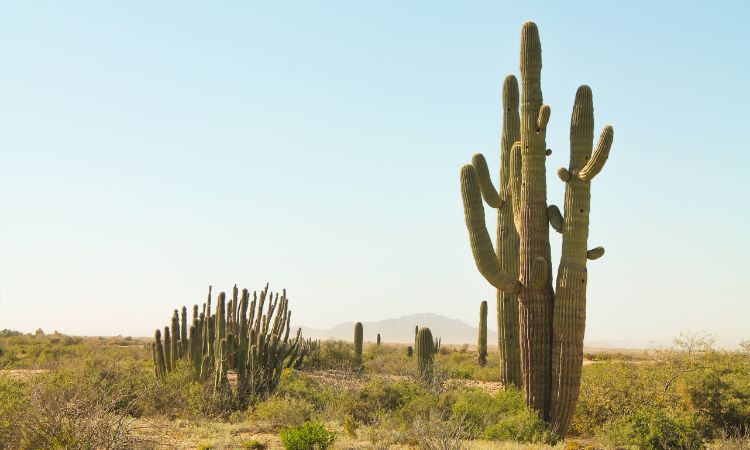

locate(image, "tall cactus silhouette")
(415, 327), (434, 381)
(354, 322), (363, 366)
(478, 300), (488, 366)
(459, 22), (614, 436)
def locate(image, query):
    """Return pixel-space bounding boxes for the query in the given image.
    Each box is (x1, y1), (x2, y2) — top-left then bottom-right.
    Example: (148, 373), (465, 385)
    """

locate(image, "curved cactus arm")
(547, 205), (563, 233)
(471, 153), (502, 208)
(461, 164), (522, 293)
(578, 125), (614, 181)
(537, 104), (551, 131)
(586, 246), (605, 260)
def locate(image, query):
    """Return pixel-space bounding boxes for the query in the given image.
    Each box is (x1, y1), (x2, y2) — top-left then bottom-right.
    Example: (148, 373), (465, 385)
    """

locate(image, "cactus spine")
(459, 22), (614, 436)
(478, 300), (488, 366)
(415, 327), (434, 381)
(354, 322), (363, 366)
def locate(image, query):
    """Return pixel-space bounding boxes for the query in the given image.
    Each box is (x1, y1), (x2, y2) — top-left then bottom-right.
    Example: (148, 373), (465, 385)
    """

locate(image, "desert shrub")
(13, 368), (146, 449)
(599, 408), (704, 450)
(241, 439), (268, 449)
(685, 362), (750, 436)
(274, 369), (331, 410)
(280, 421), (336, 450)
(482, 409), (557, 444)
(451, 387), (525, 437)
(0, 376), (28, 448)
(304, 339), (357, 370)
(342, 377), (422, 425)
(407, 414), (468, 450)
(573, 361), (667, 436)
(255, 396), (315, 429)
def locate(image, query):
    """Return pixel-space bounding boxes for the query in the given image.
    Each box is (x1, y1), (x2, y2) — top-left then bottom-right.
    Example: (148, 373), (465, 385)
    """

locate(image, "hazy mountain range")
(297, 313), (497, 345)
(297, 313), (743, 348)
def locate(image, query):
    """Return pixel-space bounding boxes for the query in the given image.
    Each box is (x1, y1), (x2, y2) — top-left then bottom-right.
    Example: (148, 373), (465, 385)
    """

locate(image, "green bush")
(305, 340), (357, 370)
(274, 369), (331, 411)
(451, 387), (525, 437)
(280, 421), (336, 450)
(0, 376), (28, 448)
(482, 409), (557, 444)
(255, 396), (315, 429)
(573, 361), (667, 436)
(599, 408), (704, 450)
(686, 368), (750, 436)
(241, 439), (268, 449)
(342, 378), (422, 425)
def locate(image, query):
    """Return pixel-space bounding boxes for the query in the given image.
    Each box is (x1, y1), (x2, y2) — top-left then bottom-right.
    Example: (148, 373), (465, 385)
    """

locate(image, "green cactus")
(153, 284), (311, 407)
(478, 300), (488, 366)
(376, 333), (381, 346)
(406, 346), (413, 358)
(459, 22), (614, 436)
(415, 327), (434, 381)
(163, 326), (172, 373)
(181, 306), (188, 356)
(153, 329), (166, 379)
(354, 322), (363, 367)
(171, 310), (180, 366)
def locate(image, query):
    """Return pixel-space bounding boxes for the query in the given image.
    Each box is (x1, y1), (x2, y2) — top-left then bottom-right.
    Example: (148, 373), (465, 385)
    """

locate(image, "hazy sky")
(1, 2), (748, 344)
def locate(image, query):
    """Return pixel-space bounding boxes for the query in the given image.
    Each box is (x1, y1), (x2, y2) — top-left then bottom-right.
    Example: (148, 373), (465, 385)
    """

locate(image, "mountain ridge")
(296, 312), (495, 345)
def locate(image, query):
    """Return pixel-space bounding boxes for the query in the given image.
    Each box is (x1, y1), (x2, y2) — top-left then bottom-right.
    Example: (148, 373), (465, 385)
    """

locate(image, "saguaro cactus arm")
(471, 154), (502, 208)
(587, 246), (605, 260)
(547, 205), (563, 233)
(461, 165), (522, 294)
(578, 126), (614, 181)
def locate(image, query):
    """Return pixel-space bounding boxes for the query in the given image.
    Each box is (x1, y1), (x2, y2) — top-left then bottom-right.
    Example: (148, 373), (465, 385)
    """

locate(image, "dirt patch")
(0, 369), (49, 380)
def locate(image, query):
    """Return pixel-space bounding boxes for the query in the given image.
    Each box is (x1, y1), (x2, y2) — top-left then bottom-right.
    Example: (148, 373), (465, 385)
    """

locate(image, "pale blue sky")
(0, 2), (748, 344)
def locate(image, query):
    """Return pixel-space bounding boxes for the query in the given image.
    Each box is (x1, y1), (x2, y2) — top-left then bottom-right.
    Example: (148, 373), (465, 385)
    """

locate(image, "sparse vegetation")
(1, 329), (747, 448)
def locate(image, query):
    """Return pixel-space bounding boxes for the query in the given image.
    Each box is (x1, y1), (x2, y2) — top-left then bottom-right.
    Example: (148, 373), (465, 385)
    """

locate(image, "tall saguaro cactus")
(478, 300), (488, 366)
(459, 22), (614, 436)
(354, 322), (363, 366)
(415, 327), (434, 381)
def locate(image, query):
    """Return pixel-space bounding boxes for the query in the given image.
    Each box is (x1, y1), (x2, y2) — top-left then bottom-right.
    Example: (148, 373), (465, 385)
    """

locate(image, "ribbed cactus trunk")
(459, 22), (614, 436)
(376, 333), (381, 346)
(354, 322), (363, 367)
(171, 310), (180, 366)
(163, 326), (172, 373)
(478, 300), (488, 366)
(548, 87), (612, 435)
(181, 306), (188, 356)
(415, 327), (434, 381)
(153, 329), (166, 379)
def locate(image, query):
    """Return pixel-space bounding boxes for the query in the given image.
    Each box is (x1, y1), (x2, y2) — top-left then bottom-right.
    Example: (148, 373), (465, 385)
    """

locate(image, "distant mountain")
(297, 313), (497, 345)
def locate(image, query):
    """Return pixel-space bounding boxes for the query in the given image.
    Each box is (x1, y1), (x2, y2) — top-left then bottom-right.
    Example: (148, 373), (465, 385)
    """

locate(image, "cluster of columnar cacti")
(478, 300), (488, 366)
(415, 327), (434, 381)
(433, 337), (441, 355)
(459, 22), (614, 436)
(152, 284), (313, 403)
(354, 322), (363, 366)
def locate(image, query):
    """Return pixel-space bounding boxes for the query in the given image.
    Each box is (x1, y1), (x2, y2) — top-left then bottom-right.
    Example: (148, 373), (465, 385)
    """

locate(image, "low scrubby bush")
(482, 409), (557, 444)
(599, 408), (704, 450)
(255, 396), (315, 429)
(280, 421), (336, 450)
